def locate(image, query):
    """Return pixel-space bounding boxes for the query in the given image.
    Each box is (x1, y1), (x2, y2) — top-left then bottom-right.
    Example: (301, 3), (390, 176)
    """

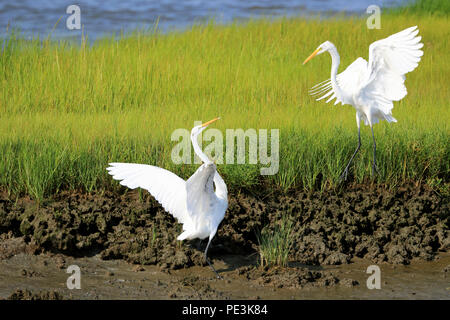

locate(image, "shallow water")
(1, 0), (406, 40)
(0, 252), (448, 299)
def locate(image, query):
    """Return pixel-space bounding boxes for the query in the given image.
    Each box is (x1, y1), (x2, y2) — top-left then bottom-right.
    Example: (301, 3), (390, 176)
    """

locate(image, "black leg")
(204, 238), (222, 279)
(340, 126), (361, 181)
(371, 126), (378, 176)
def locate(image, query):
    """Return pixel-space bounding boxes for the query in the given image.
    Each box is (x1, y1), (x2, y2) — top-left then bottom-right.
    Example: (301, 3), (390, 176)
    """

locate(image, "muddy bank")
(0, 184), (448, 270)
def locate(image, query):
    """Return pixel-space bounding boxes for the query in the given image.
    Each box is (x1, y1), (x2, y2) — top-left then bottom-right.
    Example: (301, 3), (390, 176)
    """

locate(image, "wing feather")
(106, 163), (189, 225)
(358, 26), (423, 121)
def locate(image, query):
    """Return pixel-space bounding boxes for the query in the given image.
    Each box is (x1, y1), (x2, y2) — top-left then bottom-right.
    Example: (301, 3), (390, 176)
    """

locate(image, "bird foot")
(205, 256), (223, 280)
(210, 265), (223, 280)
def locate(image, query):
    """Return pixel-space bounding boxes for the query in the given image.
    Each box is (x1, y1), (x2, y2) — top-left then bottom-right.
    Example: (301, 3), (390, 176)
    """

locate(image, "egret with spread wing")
(107, 117), (228, 279)
(303, 26), (423, 179)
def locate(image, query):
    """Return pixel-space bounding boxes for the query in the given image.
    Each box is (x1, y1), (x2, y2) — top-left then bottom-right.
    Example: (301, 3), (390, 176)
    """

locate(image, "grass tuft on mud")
(256, 215), (294, 268)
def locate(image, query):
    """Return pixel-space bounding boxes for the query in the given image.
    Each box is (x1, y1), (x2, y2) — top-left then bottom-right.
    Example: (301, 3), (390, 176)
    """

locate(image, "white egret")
(106, 117), (228, 279)
(303, 26), (423, 179)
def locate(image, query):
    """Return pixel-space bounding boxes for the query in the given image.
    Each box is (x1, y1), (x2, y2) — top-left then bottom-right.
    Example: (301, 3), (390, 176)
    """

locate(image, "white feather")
(107, 163), (189, 224)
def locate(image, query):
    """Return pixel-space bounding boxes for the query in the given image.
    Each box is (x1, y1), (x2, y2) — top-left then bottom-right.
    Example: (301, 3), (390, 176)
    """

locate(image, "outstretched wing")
(106, 163), (189, 225)
(359, 26), (423, 120)
(309, 57), (368, 105)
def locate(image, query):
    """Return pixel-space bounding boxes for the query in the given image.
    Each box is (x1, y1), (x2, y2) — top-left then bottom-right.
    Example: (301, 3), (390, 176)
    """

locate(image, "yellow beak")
(201, 117), (220, 127)
(303, 48), (321, 65)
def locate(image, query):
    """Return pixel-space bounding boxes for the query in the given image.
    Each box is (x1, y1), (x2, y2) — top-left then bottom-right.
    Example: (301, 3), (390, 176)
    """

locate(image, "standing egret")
(107, 117), (228, 279)
(303, 26), (423, 179)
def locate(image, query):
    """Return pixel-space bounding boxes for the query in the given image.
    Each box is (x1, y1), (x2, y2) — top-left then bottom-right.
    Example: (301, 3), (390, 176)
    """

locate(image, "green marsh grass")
(256, 215), (294, 268)
(0, 12), (449, 200)
(388, 0), (450, 16)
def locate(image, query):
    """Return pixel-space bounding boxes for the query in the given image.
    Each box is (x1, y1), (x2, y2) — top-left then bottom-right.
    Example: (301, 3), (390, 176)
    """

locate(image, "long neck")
(328, 45), (344, 101)
(213, 172), (228, 201)
(191, 133), (211, 164)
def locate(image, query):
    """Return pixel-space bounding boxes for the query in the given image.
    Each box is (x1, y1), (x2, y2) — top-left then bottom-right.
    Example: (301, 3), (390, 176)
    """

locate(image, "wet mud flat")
(0, 184), (448, 299)
(0, 251), (449, 299)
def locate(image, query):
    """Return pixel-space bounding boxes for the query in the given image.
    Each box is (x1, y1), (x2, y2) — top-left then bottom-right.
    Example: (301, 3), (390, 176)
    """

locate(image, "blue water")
(1, 0), (406, 40)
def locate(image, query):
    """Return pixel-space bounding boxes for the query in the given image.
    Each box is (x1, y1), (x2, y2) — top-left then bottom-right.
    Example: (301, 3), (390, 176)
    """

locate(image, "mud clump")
(340, 278), (360, 287)
(235, 266), (354, 289)
(0, 233), (38, 259)
(0, 184), (448, 269)
(443, 264), (450, 276)
(167, 275), (226, 299)
(7, 289), (64, 300)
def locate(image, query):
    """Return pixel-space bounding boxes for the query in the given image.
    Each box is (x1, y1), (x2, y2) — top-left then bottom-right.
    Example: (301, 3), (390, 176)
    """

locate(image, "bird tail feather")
(177, 230), (192, 241)
(384, 114), (397, 123)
